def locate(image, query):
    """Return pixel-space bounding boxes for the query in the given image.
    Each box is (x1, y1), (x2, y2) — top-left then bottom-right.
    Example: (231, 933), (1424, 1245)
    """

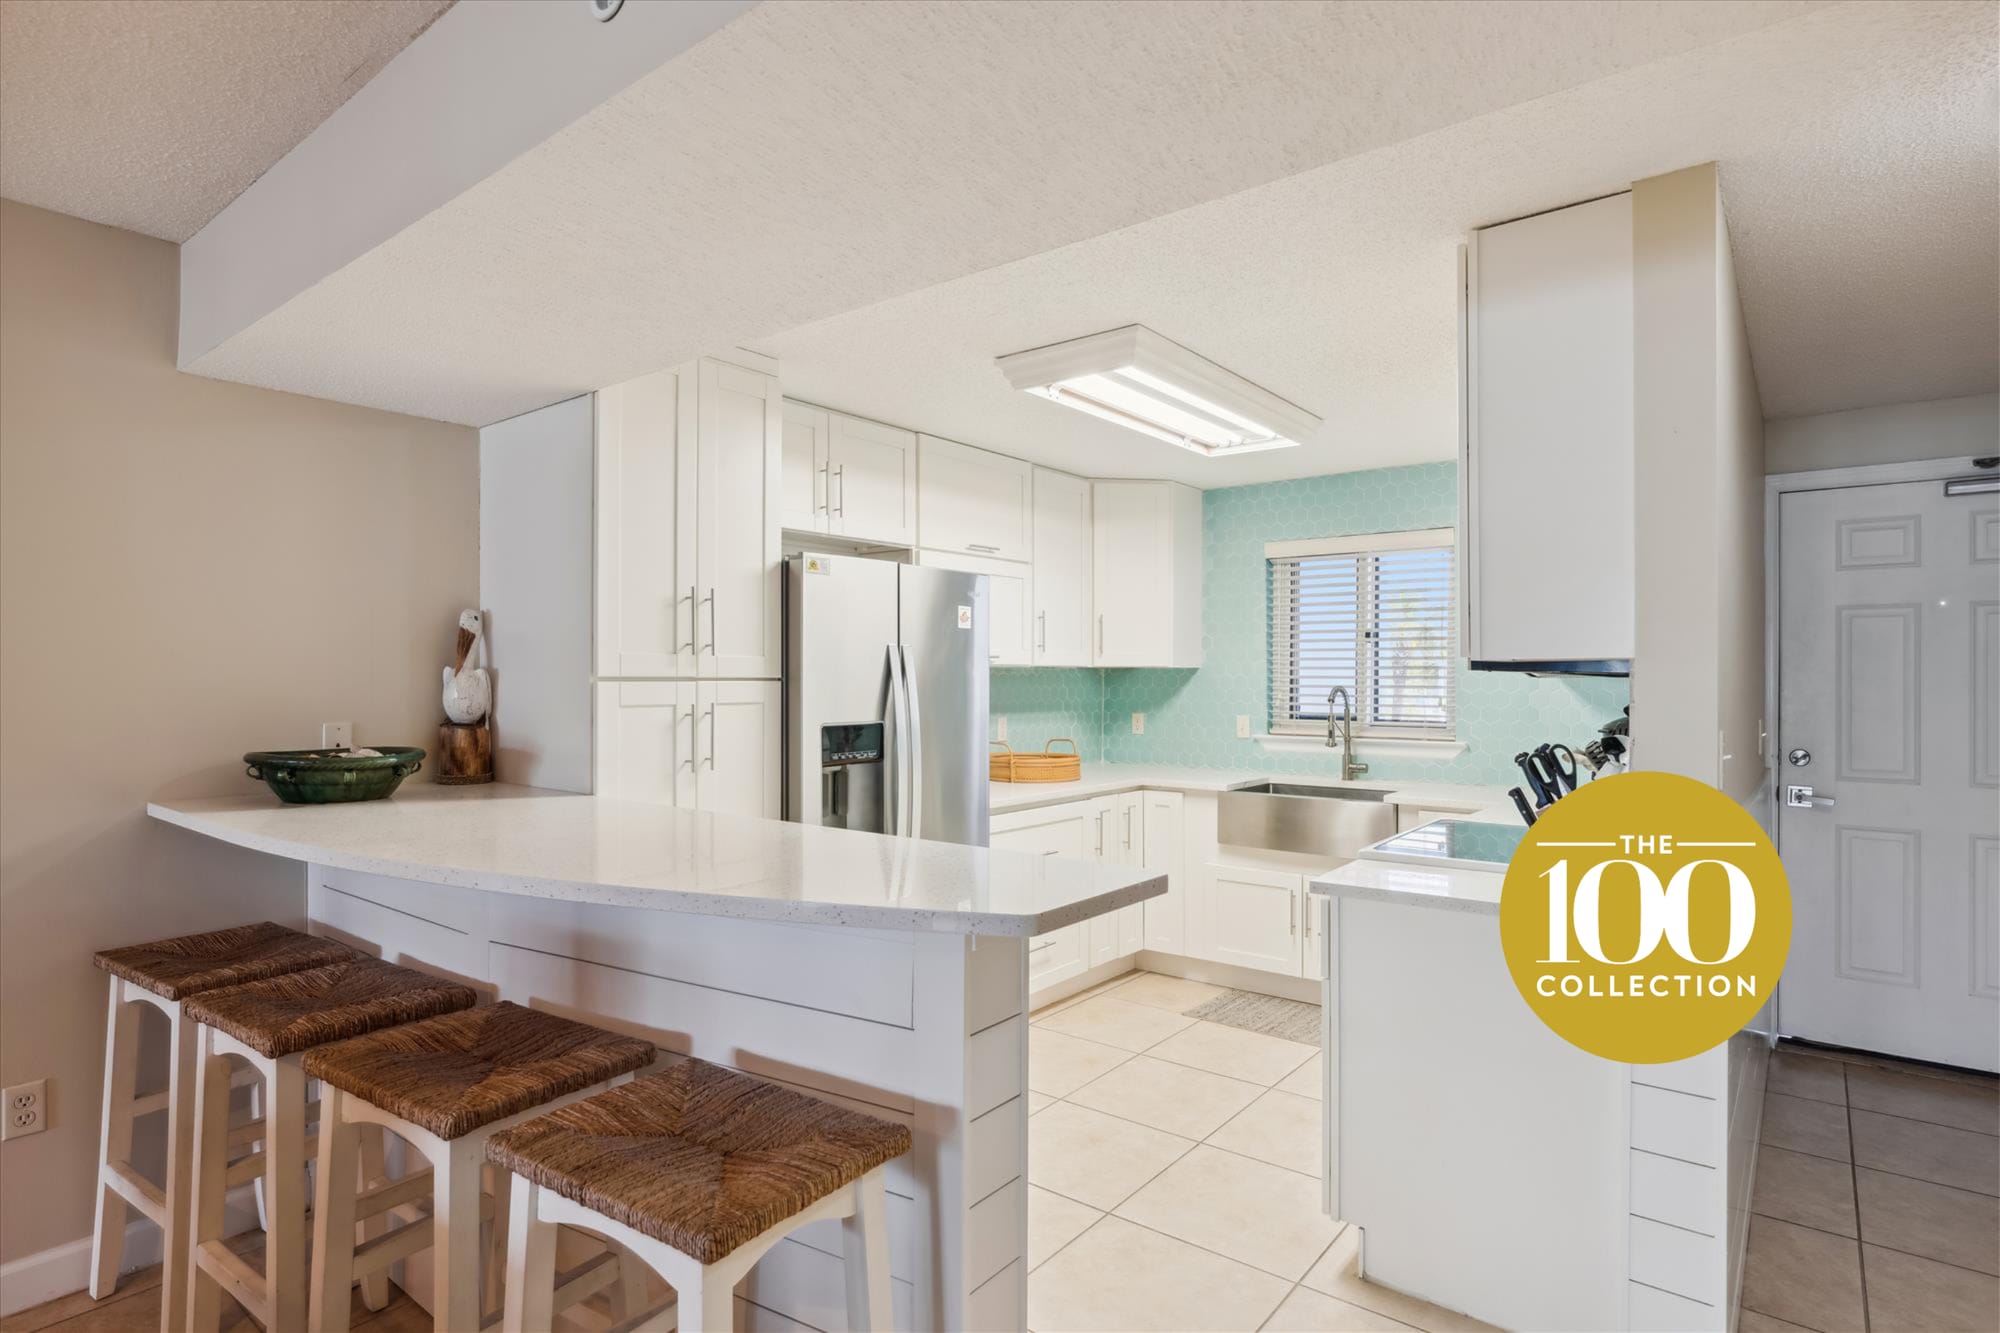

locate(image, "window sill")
(1254, 733), (1468, 760)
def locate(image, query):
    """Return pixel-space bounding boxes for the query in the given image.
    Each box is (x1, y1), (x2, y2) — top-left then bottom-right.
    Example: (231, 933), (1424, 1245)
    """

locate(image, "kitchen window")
(1268, 528), (1457, 739)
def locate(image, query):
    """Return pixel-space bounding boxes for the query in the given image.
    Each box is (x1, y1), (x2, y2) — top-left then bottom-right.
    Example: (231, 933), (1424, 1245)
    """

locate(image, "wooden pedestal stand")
(436, 721), (493, 785)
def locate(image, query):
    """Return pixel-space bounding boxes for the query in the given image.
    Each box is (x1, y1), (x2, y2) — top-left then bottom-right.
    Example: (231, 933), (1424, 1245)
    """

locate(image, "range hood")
(1470, 658), (1631, 678)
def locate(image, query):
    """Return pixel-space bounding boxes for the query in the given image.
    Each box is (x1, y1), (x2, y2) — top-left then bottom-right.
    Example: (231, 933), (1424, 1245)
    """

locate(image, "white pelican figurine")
(442, 609), (492, 725)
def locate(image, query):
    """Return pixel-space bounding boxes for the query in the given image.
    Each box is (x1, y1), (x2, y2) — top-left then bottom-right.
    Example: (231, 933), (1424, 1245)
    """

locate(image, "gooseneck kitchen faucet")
(1326, 685), (1369, 782)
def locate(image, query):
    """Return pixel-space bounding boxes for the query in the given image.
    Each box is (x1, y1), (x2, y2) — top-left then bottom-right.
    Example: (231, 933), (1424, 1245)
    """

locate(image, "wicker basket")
(989, 739), (1081, 783)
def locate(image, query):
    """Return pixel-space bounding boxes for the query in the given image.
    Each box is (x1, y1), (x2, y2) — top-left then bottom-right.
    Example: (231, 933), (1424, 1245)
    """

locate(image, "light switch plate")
(1131, 713), (1145, 735)
(1236, 715), (1251, 738)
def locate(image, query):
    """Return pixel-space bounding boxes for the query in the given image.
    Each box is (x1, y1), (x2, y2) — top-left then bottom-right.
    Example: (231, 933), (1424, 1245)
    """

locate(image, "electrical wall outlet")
(3, 1079), (46, 1140)
(994, 716), (1008, 743)
(1236, 715), (1251, 739)
(1131, 712), (1145, 735)
(322, 721), (352, 749)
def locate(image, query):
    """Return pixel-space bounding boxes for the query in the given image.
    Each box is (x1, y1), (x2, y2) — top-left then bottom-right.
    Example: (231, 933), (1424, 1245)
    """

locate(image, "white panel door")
(1112, 791), (1145, 954)
(694, 679), (781, 818)
(1778, 477), (2000, 1070)
(829, 413), (917, 547)
(1141, 790), (1186, 953)
(918, 436), (1032, 560)
(594, 680), (695, 805)
(781, 399), (829, 534)
(696, 359), (782, 680)
(995, 801), (1095, 989)
(1091, 481), (1200, 667)
(916, 549), (1031, 667)
(1206, 863), (1303, 976)
(595, 369), (694, 678)
(1032, 469), (1093, 665)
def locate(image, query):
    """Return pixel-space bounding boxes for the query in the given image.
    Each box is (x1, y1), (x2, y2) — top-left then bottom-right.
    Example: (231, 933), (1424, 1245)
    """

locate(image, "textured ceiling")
(181, 0), (1832, 426)
(0, 0), (453, 241)
(760, 0), (2000, 485)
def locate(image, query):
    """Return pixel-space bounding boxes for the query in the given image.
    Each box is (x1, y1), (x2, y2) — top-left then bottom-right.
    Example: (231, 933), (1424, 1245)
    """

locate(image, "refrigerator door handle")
(885, 643), (910, 837)
(902, 644), (924, 842)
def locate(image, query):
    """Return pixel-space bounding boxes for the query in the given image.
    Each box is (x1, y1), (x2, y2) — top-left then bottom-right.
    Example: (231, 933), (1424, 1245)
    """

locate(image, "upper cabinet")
(1031, 468), (1093, 666)
(1092, 480), (1203, 668)
(781, 401), (916, 547)
(597, 355), (781, 681)
(916, 548), (1032, 667)
(917, 435), (1033, 561)
(1461, 192), (1635, 666)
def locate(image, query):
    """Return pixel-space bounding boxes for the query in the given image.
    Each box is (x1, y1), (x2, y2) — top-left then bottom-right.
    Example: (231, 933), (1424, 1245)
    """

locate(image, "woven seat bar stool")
(88, 922), (362, 1332)
(301, 1001), (656, 1333)
(489, 1058), (912, 1333)
(180, 957), (478, 1332)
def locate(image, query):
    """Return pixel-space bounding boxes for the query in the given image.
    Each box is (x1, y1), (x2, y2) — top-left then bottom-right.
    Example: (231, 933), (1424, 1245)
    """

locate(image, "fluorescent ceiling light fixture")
(996, 325), (1319, 457)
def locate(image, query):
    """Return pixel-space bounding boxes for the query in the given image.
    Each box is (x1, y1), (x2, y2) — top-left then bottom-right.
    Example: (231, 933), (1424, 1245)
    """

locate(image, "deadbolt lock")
(1787, 748), (1812, 767)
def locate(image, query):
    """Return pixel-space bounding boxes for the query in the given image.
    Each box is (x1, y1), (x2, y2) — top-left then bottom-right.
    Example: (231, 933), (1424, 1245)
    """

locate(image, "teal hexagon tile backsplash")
(994, 461), (1630, 786)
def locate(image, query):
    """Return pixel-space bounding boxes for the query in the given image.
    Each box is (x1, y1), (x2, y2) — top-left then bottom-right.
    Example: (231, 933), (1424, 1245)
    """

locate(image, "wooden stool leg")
(502, 1175), (557, 1333)
(841, 1169), (892, 1333)
(158, 1000), (198, 1333)
(185, 1038), (231, 1333)
(673, 1265), (734, 1333)
(264, 1058), (310, 1332)
(308, 1089), (359, 1333)
(432, 1135), (485, 1333)
(356, 1126), (391, 1312)
(483, 1161), (510, 1321)
(88, 978), (137, 1299)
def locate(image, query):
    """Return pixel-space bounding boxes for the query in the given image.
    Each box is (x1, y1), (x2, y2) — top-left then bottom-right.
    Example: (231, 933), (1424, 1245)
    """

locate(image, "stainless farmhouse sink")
(1217, 782), (1398, 859)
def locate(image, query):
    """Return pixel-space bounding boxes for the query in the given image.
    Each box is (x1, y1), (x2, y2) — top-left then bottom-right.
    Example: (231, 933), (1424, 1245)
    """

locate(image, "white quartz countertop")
(1309, 857), (1505, 916)
(147, 784), (1163, 937)
(990, 763), (1513, 818)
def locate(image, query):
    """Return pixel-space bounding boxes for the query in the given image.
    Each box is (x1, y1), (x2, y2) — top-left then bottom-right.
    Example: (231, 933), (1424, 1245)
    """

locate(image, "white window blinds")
(1269, 534), (1457, 738)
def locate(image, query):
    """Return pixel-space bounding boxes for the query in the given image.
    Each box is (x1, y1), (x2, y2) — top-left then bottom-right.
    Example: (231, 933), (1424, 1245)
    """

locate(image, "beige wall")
(1765, 392), (1998, 474)
(0, 200), (478, 1275)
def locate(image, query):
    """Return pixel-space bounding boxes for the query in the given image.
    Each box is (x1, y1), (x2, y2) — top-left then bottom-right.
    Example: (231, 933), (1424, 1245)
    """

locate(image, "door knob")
(1785, 784), (1835, 809)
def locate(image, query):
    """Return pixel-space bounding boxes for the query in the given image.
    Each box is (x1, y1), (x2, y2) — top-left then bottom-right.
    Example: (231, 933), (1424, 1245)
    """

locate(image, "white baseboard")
(0, 1192), (259, 1318)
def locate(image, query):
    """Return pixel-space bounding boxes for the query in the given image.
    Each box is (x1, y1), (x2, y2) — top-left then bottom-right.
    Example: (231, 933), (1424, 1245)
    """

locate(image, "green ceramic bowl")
(242, 747), (425, 804)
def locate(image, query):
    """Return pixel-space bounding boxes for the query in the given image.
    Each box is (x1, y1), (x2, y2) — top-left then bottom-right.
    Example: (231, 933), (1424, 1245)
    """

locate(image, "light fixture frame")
(996, 325), (1320, 457)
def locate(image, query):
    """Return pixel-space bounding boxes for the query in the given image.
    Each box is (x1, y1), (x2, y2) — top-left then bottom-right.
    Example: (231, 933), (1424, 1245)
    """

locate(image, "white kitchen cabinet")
(992, 801), (1097, 989)
(1462, 191), (1634, 665)
(917, 549), (1032, 667)
(1085, 797), (1125, 968)
(1205, 862), (1303, 976)
(595, 680), (695, 807)
(1031, 468), (1093, 665)
(596, 679), (779, 819)
(597, 356), (780, 681)
(918, 435), (1033, 561)
(696, 359), (783, 680)
(596, 367), (693, 679)
(1303, 891), (1328, 982)
(1140, 790), (1186, 953)
(780, 400), (829, 533)
(1091, 480), (1203, 668)
(782, 401), (917, 547)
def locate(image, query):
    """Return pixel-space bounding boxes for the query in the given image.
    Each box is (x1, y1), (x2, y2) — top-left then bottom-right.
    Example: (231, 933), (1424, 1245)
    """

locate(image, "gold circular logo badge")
(1499, 772), (1790, 1064)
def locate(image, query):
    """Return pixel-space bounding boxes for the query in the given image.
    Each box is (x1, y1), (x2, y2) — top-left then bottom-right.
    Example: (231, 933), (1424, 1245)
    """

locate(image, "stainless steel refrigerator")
(784, 554), (990, 846)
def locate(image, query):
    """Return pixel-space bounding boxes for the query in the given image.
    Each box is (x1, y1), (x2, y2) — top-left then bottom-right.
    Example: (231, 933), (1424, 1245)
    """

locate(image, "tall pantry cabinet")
(594, 353), (783, 816)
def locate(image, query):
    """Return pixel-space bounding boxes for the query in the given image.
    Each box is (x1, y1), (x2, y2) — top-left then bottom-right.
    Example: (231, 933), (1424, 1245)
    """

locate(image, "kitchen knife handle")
(1509, 787), (1539, 826)
(1515, 751), (1555, 807)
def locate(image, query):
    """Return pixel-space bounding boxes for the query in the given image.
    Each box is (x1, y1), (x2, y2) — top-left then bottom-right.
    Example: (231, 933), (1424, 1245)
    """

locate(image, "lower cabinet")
(996, 791), (1180, 996)
(595, 679), (781, 818)
(1204, 863), (1305, 977)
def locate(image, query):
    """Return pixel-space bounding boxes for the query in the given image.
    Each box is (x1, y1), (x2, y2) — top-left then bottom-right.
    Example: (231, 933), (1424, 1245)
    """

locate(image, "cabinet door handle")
(1094, 812), (1105, 857)
(680, 705), (695, 770)
(704, 588), (717, 656)
(1097, 613), (1105, 656)
(1037, 610), (1046, 652)
(1290, 892), (1298, 937)
(834, 464), (846, 518)
(705, 705), (717, 769)
(817, 463), (829, 514)
(1122, 807), (1132, 849)
(967, 543), (1000, 554)
(679, 585), (696, 654)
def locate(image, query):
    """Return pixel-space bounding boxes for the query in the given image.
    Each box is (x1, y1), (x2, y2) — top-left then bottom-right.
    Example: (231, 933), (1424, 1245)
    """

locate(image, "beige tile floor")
(1026, 970), (1497, 1333)
(1741, 1042), (2000, 1333)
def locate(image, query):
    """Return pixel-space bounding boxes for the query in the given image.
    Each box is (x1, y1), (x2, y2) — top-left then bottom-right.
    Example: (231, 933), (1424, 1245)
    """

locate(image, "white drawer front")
(1629, 1149), (1719, 1236)
(1630, 1083), (1720, 1166)
(1629, 1216), (1723, 1308)
(1628, 1279), (1720, 1333)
